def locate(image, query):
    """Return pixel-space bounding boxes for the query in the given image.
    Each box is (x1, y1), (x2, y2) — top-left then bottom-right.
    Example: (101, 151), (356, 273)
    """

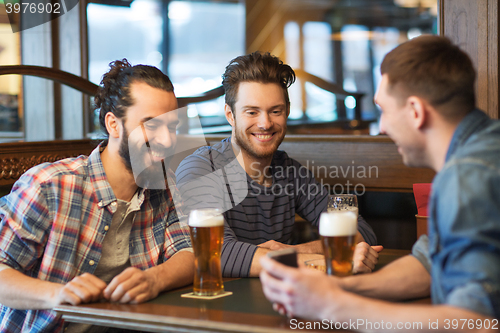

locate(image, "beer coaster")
(181, 291), (233, 300)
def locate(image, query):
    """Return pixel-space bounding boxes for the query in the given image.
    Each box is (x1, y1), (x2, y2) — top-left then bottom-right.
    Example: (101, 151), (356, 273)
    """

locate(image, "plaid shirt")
(0, 144), (191, 332)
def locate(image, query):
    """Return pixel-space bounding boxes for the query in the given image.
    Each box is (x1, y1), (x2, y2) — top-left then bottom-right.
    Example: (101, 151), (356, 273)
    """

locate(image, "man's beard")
(118, 126), (133, 172)
(233, 119), (286, 159)
(118, 126), (173, 189)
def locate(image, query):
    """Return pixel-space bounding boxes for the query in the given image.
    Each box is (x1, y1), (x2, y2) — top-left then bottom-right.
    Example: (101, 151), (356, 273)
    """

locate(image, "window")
(0, 2), (21, 142)
(87, 0), (245, 134)
(282, 0), (438, 133)
(87, 0), (164, 136)
(168, 1), (244, 133)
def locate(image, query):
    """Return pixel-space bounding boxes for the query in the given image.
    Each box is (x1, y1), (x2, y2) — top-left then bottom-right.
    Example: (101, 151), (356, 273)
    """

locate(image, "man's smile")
(252, 132), (275, 142)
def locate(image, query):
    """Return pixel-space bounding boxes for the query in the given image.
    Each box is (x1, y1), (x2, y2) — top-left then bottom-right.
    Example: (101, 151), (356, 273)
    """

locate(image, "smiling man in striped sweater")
(176, 52), (381, 278)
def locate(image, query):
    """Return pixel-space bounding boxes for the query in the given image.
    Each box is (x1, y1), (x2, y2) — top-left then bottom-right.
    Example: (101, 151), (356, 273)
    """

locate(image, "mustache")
(139, 142), (173, 153)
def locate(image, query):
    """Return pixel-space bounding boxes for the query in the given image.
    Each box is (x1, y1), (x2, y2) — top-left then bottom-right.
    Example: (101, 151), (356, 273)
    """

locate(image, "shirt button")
(111, 202), (117, 207)
(89, 260), (95, 266)
(98, 201), (103, 207)
(104, 225), (109, 231)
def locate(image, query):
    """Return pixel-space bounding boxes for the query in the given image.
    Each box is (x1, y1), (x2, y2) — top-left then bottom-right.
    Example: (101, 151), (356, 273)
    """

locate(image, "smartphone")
(267, 248), (298, 268)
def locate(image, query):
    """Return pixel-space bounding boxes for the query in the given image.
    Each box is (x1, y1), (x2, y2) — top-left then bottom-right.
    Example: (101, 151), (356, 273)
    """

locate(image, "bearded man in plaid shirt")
(0, 59), (194, 332)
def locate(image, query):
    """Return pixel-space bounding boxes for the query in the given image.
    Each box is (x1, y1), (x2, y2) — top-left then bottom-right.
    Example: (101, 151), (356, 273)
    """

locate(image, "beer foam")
(319, 211), (357, 236)
(327, 207), (358, 215)
(188, 213), (224, 227)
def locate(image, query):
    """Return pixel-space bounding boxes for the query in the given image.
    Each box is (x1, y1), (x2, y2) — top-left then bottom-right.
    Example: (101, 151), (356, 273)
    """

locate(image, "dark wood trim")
(294, 69), (363, 99)
(51, 12), (62, 140)
(0, 65), (99, 96)
(80, 0), (92, 134)
(438, 0), (445, 36)
(177, 86), (225, 108)
(487, 0), (499, 119)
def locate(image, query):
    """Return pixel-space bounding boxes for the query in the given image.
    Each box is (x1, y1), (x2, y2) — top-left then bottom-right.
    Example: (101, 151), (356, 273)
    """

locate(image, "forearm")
(294, 240), (323, 254)
(0, 268), (61, 310)
(330, 293), (493, 333)
(340, 255), (430, 301)
(146, 250), (195, 293)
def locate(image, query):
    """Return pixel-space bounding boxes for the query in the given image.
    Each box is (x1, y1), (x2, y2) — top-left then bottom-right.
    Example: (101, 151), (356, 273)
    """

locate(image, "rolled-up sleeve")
(411, 235), (432, 273)
(163, 209), (192, 260)
(0, 172), (51, 272)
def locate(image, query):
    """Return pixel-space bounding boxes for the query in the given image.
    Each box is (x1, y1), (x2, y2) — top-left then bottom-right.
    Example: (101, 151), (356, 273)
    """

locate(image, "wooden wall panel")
(488, 0), (499, 120)
(440, 0), (499, 119)
(277, 136), (435, 193)
(0, 136), (435, 193)
(200, 135), (435, 193)
(0, 139), (96, 187)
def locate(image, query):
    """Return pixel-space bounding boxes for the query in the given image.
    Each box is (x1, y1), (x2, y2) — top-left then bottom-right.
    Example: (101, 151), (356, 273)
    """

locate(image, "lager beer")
(188, 209), (225, 296)
(319, 211), (357, 277)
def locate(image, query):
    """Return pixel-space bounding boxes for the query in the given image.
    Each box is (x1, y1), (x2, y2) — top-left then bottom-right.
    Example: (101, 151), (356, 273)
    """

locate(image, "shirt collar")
(445, 109), (492, 162)
(87, 141), (148, 209)
(87, 141), (117, 208)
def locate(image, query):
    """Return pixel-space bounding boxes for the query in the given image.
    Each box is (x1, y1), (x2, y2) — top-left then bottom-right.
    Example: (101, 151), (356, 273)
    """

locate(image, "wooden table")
(55, 249), (424, 333)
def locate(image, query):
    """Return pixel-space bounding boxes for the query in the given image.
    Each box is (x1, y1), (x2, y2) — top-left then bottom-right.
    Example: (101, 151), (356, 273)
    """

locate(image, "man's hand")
(258, 240), (292, 251)
(104, 267), (159, 304)
(259, 255), (344, 320)
(352, 242), (383, 274)
(52, 273), (107, 307)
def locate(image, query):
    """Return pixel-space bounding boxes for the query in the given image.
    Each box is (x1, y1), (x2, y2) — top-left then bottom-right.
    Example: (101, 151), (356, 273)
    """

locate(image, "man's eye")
(145, 124), (159, 130)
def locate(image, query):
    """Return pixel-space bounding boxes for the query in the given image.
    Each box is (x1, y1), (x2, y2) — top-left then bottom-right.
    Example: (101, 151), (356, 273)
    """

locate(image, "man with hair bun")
(260, 35), (500, 328)
(0, 59), (194, 332)
(176, 51), (381, 278)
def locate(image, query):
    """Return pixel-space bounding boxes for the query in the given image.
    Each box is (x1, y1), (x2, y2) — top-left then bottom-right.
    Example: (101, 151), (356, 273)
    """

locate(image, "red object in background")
(413, 183), (432, 216)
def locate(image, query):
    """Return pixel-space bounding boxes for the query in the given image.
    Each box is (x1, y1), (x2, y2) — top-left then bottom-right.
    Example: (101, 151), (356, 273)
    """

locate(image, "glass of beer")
(320, 194), (358, 276)
(327, 194), (358, 215)
(188, 208), (225, 296)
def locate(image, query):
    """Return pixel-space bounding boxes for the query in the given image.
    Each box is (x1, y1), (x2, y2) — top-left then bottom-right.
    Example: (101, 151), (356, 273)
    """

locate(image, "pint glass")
(320, 194), (358, 276)
(188, 209), (225, 296)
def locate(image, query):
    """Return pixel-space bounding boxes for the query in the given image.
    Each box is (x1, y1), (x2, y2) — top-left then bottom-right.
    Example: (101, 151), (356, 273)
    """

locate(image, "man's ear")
(225, 104), (235, 127)
(105, 112), (121, 138)
(407, 96), (427, 130)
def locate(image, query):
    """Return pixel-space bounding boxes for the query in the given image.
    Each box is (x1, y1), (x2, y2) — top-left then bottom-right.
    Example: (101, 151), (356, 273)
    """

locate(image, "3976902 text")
(5, 2), (62, 14)
(443, 319), (498, 330)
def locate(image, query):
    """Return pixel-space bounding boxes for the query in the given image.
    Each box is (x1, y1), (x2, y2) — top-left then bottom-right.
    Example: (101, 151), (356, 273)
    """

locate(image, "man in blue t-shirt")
(260, 36), (499, 325)
(176, 52), (381, 277)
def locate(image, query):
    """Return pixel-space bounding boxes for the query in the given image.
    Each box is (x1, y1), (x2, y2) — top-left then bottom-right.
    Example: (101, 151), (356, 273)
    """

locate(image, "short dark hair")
(381, 35), (476, 120)
(95, 59), (174, 135)
(222, 52), (296, 113)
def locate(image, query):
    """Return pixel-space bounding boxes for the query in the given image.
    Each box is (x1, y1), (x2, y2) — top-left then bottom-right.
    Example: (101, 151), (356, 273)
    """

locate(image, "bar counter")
(56, 249), (428, 332)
